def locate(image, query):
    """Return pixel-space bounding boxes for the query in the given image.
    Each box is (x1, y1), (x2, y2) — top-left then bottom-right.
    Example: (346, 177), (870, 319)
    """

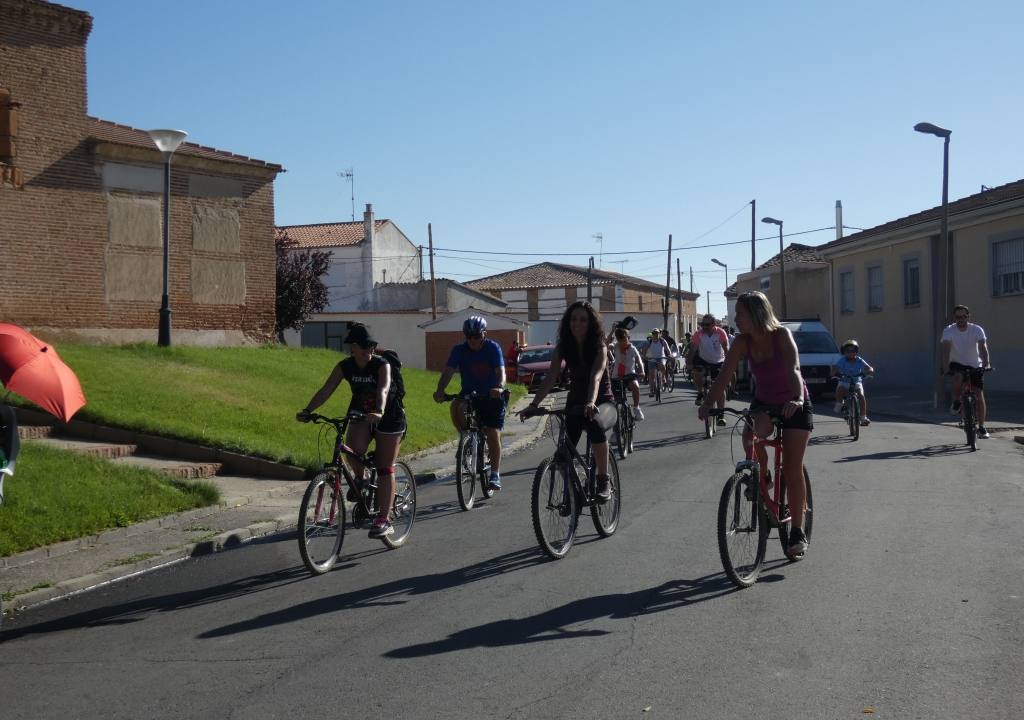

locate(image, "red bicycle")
(709, 407), (814, 589)
(950, 367), (993, 451)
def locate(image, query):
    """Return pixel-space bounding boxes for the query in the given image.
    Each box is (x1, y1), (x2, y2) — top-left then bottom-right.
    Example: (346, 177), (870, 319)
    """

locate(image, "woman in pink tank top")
(698, 291), (813, 558)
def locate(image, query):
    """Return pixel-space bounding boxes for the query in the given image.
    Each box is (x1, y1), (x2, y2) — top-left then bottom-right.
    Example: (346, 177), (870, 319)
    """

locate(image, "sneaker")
(978, 426), (991, 439)
(716, 417), (727, 427)
(860, 416), (871, 426)
(488, 471), (502, 492)
(368, 516), (394, 538)
(595, 475), (611, 503)
(951, 400), (961, 414)
(633, 406), (644, 421)
(786, 527), (808, 559)
(833, 400), (842, 413)
(694, 393), (704, 405)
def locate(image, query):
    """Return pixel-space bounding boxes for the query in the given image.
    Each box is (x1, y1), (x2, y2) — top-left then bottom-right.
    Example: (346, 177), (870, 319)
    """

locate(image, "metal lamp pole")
(761, 217), (787, 319)
(147, 129), (188, 347)
(711, 258), (728, 322)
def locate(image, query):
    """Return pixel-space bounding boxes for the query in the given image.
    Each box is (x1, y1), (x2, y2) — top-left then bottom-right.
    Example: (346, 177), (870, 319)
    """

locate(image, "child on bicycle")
(608, 327), (645, 421)
(297, 322), (406, 539)
(831, 339), (874, 426)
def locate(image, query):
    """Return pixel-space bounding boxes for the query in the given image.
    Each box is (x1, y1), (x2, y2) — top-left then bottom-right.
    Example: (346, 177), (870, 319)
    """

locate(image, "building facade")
(728, 244), (831, 325)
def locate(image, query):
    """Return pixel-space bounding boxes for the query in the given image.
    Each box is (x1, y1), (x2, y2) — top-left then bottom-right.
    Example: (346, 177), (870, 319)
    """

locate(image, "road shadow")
(384, 572), (737, 658)
(809, 433), (854, 446)
(630, 432), (707, 452)
(197, 546), (544, 639)
(833, 444), (973, 462)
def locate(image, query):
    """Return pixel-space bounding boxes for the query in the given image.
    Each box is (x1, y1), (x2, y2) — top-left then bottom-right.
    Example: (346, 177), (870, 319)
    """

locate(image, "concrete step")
(17, 425), (55, 440)
(30, 437), (138, 459)
(109, 455), (223, 479)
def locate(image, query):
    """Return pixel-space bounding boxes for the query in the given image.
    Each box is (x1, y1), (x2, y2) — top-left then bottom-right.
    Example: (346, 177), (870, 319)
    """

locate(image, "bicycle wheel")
(298, 471), (345, 575)
(705, 412), (715, 439)
(778, 466), (814, 557)
(655, 373), (662, 404)
(964, 395), (977, 451)
(383, 461), (417, 549)
(851, 397), (860, 441)
(455, 432), (477, 511)
(717, 471), (767, 588)
(478, 432), (494, 498)
(531, 458), (578, 559)
(591, 452), (621, 537)
(666, 366), (676, 393)
(626, 414), (635, 454)
(615, 405), (629, 459)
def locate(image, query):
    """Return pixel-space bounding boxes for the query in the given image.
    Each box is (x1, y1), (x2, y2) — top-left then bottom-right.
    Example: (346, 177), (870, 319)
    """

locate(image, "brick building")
(0, 0), (284, 345)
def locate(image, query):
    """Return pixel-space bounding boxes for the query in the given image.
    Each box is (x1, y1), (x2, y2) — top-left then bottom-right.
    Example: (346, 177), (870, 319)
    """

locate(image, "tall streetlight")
(711, 258), (728, 322)
(914, 121), (952, 409)
(147, 129), (188, 347)
(761, 216), (787, 319)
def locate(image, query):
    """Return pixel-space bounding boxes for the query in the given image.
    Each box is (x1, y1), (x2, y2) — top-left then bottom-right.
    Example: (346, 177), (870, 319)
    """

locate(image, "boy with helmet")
(434, 316), (509, 491)
(831, 339), (875, 425)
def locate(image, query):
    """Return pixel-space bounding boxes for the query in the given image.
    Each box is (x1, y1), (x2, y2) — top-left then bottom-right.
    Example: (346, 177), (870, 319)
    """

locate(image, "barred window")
(840, 271), (854, 313)
(903, 258), (921, 306)
(759, 276), (771, 290)
(867, 265), (883, 311)
(993, 237), (1024, 297)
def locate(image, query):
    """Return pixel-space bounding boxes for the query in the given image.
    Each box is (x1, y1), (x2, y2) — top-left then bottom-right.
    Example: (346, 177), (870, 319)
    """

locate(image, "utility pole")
(676, 257), (682, 337)
(428, 223), (437, 320)
(592, 233), (604, 268)
(689, 266), (694, 293)
(587, 257), (594, 303)
(662, 234), (672, 334)
(418, 245), (424, 280)
(750, 199), (756, 271)
(338, 168), (355, 221)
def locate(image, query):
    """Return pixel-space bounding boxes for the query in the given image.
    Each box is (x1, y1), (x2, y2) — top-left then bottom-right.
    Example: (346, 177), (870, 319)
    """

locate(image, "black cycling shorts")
(749, 399), (814, 432)
(565, 401), (617, 446)
(693, 356), (724, 373)
(949, 362), (985, 390)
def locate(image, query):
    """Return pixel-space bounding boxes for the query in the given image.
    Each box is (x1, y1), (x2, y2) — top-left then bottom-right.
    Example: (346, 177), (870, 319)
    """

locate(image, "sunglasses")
(349, 341), (374, 350)
(954, 315), (968, 320)
(465, 333), (483, 340)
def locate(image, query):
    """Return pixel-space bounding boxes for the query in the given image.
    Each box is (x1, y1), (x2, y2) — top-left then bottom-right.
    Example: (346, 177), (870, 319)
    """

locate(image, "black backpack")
(377, 349), (406, 406)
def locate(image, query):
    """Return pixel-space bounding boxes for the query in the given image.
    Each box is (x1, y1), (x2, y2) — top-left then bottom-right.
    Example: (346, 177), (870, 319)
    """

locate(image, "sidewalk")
(1, 395), (552, 614)
(860, 385), (1024, 434)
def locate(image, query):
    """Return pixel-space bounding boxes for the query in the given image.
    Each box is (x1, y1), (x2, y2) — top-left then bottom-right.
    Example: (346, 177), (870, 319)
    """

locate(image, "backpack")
(377, 349), (406, 406)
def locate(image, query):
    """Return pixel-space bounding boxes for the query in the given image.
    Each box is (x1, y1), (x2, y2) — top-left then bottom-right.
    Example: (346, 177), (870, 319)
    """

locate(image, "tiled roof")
(275, 220), (388, 248)
(753, 243), (825, 271)
(465, 261), (699, 299)
(87, 117), (283, 171)
(820, 177), (1024, 253)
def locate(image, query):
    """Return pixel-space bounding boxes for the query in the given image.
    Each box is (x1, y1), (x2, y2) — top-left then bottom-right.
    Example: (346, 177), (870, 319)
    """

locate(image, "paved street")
(2, 384), (1023, 719)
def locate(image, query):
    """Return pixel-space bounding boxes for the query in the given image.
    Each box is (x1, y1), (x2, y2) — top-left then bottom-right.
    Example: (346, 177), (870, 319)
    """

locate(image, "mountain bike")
(950, 367), (992, 451)
(610, 376), (637, 460)
(700, 365), (723, 439)
(835, 373), (872, 441)
(523, 405), (621, 560)
(296, 412), (417, 575)
(708, 407), (814, 589)
(665, 356), (677, 393)
(442, 392), (495, 511)
(649, 361), (665, 404)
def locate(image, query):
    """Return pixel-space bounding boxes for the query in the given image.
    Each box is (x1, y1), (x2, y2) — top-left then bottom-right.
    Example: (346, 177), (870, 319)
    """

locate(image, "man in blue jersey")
(434, 316), (509, 491)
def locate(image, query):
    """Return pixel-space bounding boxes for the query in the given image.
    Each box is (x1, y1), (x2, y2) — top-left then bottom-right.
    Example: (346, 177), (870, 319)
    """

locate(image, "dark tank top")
(340, 356), (390, 414)
(565, 347), (614, 405)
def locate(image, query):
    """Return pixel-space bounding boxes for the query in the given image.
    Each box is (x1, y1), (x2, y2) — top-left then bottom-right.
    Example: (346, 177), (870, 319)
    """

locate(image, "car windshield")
(518, 348), (554, 364)
(793, 331), (839, 354)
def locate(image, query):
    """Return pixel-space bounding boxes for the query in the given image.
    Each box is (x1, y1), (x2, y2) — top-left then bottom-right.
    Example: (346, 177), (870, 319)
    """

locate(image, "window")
(759, 276), (771, 290)
(839, 271), (854, 313)
(993, 237), (1024, 297)
(867, 265), (883, 311)
(903, 258), (921, 306)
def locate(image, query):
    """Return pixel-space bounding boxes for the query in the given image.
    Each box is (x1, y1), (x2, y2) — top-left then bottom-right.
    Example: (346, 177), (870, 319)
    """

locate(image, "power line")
(676, 200), (752, 249)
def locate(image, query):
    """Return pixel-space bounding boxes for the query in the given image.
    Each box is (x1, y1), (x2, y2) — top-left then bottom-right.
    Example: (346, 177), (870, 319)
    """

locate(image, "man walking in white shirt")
(940, 304), (993, 438)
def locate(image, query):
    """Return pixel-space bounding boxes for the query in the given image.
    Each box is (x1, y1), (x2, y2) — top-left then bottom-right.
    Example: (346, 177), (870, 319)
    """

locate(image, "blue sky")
(76, 0), (1024, 318)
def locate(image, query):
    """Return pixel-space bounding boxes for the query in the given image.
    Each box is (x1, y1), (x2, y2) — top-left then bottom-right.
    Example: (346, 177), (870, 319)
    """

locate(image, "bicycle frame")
(310, 413), (379, 523)
(547, 411), (595, 502)
(716, 409), (790, 526)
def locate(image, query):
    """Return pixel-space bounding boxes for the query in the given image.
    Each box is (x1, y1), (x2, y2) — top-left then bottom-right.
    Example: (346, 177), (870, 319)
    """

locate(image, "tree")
(275, 232), (332, 343)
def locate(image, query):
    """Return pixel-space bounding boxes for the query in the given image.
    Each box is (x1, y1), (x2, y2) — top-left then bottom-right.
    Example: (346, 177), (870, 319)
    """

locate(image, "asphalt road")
(2, 385), (1023, 720)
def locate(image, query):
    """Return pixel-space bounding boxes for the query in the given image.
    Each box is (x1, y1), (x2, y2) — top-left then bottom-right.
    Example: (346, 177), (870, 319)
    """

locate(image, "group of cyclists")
(295, 293), (995, 561)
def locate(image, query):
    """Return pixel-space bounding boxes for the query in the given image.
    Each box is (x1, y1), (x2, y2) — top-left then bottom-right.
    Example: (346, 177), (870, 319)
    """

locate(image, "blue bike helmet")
(463, 316), (487, 335)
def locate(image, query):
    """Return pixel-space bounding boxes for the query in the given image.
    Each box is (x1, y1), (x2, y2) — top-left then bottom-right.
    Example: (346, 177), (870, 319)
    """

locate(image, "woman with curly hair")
(522, 301), (617, 501)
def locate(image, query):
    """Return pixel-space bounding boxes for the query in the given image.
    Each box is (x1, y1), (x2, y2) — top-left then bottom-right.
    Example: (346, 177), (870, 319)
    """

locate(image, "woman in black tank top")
(521, 301), (617, 502)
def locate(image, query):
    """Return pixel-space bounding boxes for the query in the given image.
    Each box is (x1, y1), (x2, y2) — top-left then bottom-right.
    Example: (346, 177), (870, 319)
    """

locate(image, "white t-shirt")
(610, 343), (643, 378)
(694, 327), (730, 363)
(941, 322), (987, 367)
(647, 338), (670, 360)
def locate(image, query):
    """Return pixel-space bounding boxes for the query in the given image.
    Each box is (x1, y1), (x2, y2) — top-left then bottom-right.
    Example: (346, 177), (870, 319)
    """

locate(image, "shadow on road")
(833, 444), (973, 462)
(809, 433), (854, 446)
(630, 432), (707, 452)
(383, 572), (737, 658)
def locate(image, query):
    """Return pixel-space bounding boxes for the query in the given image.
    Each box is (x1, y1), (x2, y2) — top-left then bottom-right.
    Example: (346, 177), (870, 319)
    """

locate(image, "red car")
(515, 345), (568, 393)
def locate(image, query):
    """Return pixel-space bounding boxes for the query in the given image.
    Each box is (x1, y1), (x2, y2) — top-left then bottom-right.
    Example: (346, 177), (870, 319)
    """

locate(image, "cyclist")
(941, 304), (993, 439)
(433, 316), (509, 491)
(608, 326), (645, 421)
(698, 291), (812, 559)
(645, 328), (672, 397)
(687, 314), (730, 425)
(831, 339), (875, 425)
(522, 300), (617, 502)
(681, 331), (693, 381)
(297, 322), (405, 539)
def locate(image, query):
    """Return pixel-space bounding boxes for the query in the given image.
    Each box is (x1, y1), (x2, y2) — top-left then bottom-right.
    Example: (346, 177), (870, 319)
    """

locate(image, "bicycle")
(665, 356), (677, 394)
(950, 367), (992, 451)
(524, 405), (622, 559)
(835, 373), (872, 441)
(442, 392), (496, 510)
(610, 376), (637, 460)
(649, 360), (666, 404)
(296, 412), (417, 575)
(708, 407), (814, 589)
(698, 365), (723, 439)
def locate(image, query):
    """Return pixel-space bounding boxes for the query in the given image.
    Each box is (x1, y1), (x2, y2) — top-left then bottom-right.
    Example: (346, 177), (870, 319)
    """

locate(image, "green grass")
(13, 343), (525, 470)
(0, 443), (218, 557)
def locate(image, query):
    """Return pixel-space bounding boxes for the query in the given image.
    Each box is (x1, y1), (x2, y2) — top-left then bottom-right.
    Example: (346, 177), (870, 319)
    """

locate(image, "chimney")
(835, 200), (843, 239)
(363, 203), (375, 244)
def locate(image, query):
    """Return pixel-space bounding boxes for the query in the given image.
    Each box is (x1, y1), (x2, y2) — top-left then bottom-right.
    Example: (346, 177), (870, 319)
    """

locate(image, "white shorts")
(837, 379), (863, 392)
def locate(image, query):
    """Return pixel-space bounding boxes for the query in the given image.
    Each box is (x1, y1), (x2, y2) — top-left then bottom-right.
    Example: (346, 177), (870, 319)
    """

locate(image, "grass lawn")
(17, 343), (525, 470)
(0, 442), (217, 557)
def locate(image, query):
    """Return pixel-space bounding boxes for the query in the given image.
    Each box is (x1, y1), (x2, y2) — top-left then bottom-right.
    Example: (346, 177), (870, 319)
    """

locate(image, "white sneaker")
(633, 406), (644, 421)
(833, 401), (842, 413)
(860, 416), (871, 426)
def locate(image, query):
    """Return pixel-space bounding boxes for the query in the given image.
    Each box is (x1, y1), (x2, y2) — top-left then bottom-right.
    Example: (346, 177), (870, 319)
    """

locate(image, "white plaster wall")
(538, 288), (565, 318)
(501, 289), (528, 312)
(370, 223), (420, 290)
(304, 312), (429, 368)
(317, 245), (366, 311)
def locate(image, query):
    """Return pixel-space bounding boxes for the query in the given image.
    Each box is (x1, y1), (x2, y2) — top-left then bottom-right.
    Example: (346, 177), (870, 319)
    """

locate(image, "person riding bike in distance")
(831, 339), (875, 426)
(434, 316), (509, 491)
(645, 328), (671, 397)
(297, 322), (406, 539)
(941, 304), (993, 439)
(697, 291), (813, 559)
(608, 326), (645, 421)
(687, 314), (730, 425)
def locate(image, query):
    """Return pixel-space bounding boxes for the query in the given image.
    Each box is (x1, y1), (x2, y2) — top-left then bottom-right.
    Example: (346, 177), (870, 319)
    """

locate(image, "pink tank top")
(746, 330), (807, 405)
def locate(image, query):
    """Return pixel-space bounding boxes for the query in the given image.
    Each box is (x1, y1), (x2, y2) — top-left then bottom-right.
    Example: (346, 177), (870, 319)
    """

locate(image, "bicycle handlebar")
(298, 410), (367, 426)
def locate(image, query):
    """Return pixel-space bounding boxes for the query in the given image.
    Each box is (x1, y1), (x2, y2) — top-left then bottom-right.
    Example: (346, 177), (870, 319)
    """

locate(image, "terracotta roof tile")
(87, 117), (283, 171)
(753, 243), (825, 271)
(275, 220), (387, 248)
(465, 261), (699, 299)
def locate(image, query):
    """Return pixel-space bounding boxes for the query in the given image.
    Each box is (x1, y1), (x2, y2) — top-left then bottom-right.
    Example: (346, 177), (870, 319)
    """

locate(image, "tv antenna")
(338, 168), (355, 221)
(592, 233), (604, 268)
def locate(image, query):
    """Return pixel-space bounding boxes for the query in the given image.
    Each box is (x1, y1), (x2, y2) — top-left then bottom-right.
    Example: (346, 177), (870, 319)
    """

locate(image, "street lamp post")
(914, 121), (952, 409)
(761, 217), (787, 319)
(147, 129), (188, 347)
(711, 258), (728, 323)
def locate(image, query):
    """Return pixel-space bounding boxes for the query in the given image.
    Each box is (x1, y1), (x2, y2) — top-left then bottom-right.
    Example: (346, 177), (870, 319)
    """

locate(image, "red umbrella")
(0, 324), (86, 423)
